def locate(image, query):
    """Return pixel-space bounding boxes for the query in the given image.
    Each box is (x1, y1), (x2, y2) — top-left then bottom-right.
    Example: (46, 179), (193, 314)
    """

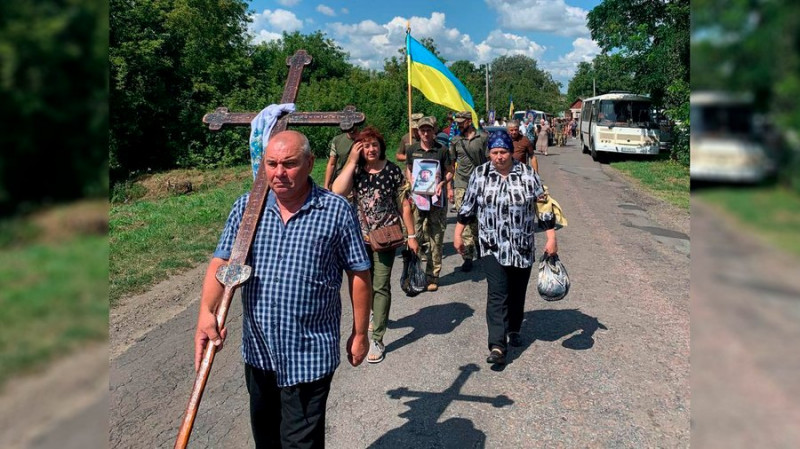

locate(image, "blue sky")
(248, 0), (604, 91)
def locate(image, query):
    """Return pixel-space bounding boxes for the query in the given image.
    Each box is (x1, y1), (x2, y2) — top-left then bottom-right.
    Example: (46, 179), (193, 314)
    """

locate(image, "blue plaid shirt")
(214, 181), (370, 387)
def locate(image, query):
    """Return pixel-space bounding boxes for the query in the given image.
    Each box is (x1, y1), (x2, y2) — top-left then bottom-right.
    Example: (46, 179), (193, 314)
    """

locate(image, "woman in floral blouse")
(454, 130), (558, 365)
(332, 126), (418, 363)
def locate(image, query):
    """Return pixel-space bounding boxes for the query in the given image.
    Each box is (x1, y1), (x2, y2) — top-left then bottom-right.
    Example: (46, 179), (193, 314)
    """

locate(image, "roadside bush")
(670, 125), (690, 166)
(110, 181), (147, 204)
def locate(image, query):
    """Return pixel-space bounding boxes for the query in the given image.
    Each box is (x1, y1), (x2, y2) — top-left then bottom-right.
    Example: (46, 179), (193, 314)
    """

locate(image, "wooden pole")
(406, 23), (413, 146)
(485, 64), (489, 125)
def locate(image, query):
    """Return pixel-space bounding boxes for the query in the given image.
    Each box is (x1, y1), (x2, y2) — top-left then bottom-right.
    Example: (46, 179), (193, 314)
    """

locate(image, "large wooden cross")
(174, 49), (365, 449)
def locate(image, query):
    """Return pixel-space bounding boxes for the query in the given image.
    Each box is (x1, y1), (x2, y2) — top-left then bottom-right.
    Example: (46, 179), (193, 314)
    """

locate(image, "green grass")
(0, 235), (108, 385)
(110, 170), (253, 303)
(110, 160), (330, 304)
(610, 155), (690, 211)
(694, 185), (800, 257)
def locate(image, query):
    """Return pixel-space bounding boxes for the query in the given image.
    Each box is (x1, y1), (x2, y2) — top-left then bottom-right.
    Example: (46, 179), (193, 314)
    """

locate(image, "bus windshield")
(692, 104), (752, 136)
(596, 100), (654, 128)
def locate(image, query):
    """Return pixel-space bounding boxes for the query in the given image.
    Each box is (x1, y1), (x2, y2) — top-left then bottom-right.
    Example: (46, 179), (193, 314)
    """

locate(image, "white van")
(513, 110), (549, 125)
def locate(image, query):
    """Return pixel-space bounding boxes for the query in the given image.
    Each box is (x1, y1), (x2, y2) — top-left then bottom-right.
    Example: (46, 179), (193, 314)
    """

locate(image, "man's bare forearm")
(347, 270), (372, 336)
(199, 257), (227, 314)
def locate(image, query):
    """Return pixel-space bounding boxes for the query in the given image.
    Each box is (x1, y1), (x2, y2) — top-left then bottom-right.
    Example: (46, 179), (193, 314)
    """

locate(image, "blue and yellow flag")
(508, 95), (514, 120)
(406, 33), (478, 125)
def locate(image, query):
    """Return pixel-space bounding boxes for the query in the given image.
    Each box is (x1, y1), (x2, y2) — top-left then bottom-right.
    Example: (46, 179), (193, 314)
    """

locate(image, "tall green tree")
(489, 55), (562, 117)
(110, 0), (251, 182)
(0, 0), (108, 215)
(566, 54), (635, 100)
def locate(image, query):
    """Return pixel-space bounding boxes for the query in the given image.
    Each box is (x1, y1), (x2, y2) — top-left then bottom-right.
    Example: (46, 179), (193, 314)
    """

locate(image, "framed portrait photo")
(411, 159), (440, 195)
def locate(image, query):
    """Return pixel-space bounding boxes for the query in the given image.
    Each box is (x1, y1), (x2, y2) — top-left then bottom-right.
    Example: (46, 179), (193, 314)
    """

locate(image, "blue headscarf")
(487, 130), (513, 152)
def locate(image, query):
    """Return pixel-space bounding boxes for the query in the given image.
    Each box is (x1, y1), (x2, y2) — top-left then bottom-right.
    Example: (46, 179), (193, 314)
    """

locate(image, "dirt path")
(108, 138), (692, 448)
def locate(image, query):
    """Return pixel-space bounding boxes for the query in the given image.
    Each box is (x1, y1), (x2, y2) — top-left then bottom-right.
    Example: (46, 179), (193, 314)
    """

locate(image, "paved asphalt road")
(690, 199), (800, 448)
(8, 140), (799, 448)
(109, 138), (691, 448)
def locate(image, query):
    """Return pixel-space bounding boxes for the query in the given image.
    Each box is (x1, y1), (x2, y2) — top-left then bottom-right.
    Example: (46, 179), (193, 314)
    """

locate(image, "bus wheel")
(581, 137), (588, 154)
(591, 141), (606, 163)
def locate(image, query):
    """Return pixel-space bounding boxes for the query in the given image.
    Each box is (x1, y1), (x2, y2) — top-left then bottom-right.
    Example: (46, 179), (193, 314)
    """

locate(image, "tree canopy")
(0, 0), (108, 216)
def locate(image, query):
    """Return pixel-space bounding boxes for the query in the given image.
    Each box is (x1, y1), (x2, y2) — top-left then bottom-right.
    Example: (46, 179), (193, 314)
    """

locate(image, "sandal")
(368, 340), (385, 363)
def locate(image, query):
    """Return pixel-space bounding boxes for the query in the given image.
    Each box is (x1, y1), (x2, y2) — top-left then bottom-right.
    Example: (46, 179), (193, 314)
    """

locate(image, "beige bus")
(579, 92), (661, 162)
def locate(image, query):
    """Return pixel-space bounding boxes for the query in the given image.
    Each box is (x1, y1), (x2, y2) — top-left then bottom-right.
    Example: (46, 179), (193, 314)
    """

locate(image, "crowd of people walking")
(192, 108), (566, 448)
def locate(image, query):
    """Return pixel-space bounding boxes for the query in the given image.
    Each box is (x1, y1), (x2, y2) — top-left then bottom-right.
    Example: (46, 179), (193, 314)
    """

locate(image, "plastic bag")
(537, 252), (570, 301)
(400, 249), (427, 297)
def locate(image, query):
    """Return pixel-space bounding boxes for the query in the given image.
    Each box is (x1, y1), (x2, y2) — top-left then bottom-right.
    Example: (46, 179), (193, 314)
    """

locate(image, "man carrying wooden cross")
(176, 50), (372, 449)
(194, 130), (372, 447)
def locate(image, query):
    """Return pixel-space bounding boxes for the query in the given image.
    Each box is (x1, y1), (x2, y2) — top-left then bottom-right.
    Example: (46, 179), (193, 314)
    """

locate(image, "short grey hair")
(507, 120), (520, 128)
(298, 133), (312, 158)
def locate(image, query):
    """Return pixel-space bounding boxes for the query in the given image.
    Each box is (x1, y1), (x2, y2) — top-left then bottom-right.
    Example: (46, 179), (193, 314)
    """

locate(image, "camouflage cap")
(453, 111), (472, 122)
(416, 116), (437, 129)
(410, 112), (424, 129)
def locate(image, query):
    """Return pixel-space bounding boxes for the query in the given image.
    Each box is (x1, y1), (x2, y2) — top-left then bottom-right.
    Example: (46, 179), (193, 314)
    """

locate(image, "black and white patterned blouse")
(457, 160), (554, 268)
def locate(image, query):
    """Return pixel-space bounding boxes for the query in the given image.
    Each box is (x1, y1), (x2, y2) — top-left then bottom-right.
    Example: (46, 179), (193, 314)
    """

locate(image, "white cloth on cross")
(249, 103), (296, 179)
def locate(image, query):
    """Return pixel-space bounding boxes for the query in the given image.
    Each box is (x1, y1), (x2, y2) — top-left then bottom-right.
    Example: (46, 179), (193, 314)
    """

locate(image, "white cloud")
(248, 9), (304, 44)
(485, 0), (590, 37)
(277, 0), (301, 6)
(316, 5), (336, 17)
(341, 7), (349, 14)
(541, 37), (601, 85)
(327, 12), (481, 70)
(475, 30), (546, 64)
(321, 9), (595, 93)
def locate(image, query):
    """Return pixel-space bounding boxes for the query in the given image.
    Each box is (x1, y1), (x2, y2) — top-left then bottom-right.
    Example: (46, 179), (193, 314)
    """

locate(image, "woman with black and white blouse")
(454, 130), (558, 365)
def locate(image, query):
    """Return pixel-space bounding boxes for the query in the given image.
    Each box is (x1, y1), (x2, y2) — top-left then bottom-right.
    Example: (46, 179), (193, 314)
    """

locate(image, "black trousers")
(244, 364), (334, 449)
(483, 255), (533, 352)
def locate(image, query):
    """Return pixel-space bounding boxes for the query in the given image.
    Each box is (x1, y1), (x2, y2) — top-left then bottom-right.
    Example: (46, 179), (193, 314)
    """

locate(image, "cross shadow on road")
(367, 363), (512, 448)
(506, 309), (608, 364)
(385, 303), (474, 354)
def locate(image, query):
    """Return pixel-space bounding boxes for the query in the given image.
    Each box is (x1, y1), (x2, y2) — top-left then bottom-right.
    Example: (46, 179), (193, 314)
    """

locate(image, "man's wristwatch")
(407, 234), (417, 239)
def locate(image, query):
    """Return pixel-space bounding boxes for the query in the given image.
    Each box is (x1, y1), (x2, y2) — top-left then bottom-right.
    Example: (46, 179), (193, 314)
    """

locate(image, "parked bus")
(579, 92), (661, 162)
(690, 91), (775, 183)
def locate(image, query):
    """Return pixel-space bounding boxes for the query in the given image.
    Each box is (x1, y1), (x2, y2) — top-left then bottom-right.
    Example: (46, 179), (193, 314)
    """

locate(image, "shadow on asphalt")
(368, 363), (512, 448)
(506, 309), (608, 365)
(385, 303), (474, 354)
(438, 257), (487, 287)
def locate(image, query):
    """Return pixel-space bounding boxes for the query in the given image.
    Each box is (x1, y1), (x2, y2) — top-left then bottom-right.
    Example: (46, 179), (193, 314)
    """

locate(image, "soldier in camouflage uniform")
(447, 111), (487, 272)
(405, 116), (453, 291)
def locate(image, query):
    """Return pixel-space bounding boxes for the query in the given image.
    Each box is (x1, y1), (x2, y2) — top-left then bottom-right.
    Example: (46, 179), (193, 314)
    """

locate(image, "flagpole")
(406, 23), (413, 146)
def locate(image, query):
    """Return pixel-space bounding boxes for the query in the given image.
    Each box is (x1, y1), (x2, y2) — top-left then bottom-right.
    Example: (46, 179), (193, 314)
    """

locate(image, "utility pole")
(485, 64), (489, 118)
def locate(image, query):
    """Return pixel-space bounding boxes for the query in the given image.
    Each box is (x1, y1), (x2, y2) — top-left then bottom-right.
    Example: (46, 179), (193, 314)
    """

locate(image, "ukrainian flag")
(406, 33), (479, 125)
(508, 95), (514, 120)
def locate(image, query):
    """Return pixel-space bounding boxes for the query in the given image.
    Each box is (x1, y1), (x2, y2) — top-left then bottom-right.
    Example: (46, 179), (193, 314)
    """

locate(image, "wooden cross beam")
(174, 49), (365, 449)
(203, 105), (364, 131)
